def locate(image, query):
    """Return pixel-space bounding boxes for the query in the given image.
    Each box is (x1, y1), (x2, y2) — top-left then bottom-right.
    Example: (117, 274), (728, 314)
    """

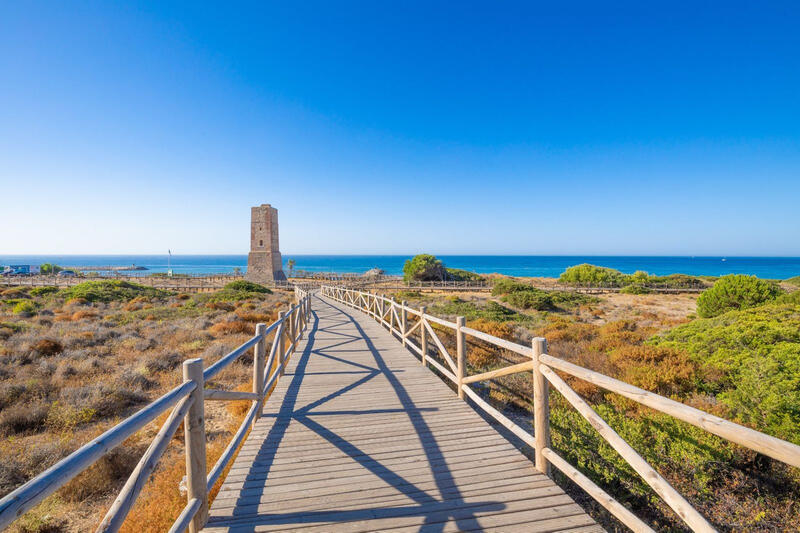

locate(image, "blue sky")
(1, 1), (799, 255)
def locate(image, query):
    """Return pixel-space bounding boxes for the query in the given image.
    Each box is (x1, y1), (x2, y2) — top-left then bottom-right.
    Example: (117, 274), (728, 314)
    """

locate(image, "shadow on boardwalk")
(204, 295), (599, 532)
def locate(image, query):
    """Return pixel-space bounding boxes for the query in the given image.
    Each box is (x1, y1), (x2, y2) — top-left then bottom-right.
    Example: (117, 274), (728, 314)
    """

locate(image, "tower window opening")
(260, 240), (263, 246)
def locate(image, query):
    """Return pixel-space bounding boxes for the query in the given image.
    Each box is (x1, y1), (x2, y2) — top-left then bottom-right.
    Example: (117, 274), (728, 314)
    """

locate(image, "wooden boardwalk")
(204, 294), (602, 532)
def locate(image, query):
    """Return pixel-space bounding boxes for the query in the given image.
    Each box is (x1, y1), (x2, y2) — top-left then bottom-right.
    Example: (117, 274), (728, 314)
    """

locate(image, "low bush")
(445, 268), (484, 282)
(429, 298), (528, 323)
(30, 286), (59, 297)
(0, 401), (49, 436)
(492, 279), (593, 310)
(559, 264), (706, 291)
(1, 288), (29, 298)
(61, 281), (170, 303)
(695, 274), (782, 318)
(608, 345), (697, 396)
(59, 445), (142, 503)
(71, 309), (98, 321)
(620, 284), (652, 295)
(45, 401), (96, 433)
(13, 301), (37, 315)
(653, 301), (800, 443)
(209, 320), (252, 336)
(559, 264), (628, 286)
(197, 281), (272, 303)
(224, 280), (271, 293)
(32, 339), (63, 356)
(391, 290), (422, 300)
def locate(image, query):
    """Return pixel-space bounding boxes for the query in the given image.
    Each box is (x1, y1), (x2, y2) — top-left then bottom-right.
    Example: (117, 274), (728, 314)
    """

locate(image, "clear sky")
(1, 1), (799, 255)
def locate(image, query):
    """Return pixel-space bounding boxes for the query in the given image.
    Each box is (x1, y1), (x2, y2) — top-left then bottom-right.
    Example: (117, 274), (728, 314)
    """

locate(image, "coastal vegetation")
(695, 274), (783, 317)
(39, 263), (63, 275)
(559, 263), (707, 291)
(403, 254), (486, 282)
(491, 278), (595, 311)
(388, 271), (800, 531)
(0, 280), (291, 532)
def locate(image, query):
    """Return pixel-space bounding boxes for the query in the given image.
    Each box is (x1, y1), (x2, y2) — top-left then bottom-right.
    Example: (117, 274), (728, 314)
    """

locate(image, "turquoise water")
(1, 255), (799, 279)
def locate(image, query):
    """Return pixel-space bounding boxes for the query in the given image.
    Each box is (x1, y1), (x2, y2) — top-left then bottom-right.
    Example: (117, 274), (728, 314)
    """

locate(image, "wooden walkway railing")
(0, 288), (312, 532)
(320, 285), (800, 533)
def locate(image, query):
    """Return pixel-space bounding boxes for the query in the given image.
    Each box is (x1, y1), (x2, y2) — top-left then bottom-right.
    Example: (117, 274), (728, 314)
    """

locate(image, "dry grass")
(0, 283), (293, 531)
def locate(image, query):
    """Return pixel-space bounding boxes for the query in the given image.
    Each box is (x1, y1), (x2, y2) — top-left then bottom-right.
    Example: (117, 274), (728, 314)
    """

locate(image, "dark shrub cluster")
(695, 274), (783, 318)
(492, 279), (593, 311)
(61, 280), (171, 303)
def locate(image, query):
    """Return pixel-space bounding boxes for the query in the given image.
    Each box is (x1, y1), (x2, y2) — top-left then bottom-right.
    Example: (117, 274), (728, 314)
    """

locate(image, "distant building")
(3, 265), (40, 275)
(245, 204), (287, 283)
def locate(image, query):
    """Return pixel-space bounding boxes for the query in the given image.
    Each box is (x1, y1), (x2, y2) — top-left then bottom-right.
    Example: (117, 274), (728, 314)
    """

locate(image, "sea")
(1, 255), (799, 280)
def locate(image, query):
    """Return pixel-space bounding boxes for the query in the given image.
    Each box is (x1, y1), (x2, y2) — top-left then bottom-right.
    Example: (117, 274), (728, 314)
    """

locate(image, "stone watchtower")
(245, 204), (287, 282)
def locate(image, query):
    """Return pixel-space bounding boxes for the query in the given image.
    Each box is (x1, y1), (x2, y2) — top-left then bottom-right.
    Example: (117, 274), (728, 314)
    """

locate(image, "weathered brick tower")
(245, 204), (287, 282)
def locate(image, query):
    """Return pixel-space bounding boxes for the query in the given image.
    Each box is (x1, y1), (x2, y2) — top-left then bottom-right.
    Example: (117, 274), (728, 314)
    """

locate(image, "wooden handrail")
(319, 285), (800, 533)
(539, 353), (800, 468)
(0, 379), (195, 529)
(0, 288), (313, 532)
(97, 394), (195, 531)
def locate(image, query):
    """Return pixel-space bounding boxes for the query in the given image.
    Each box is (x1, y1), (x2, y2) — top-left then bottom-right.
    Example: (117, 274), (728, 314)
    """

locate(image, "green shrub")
(786, 276), (800, 288)
(30, 286), (59, 297)
(559, 264), (705, 291)
(196, 281), (272, 303)
(492, 279), (594, 310)
(620, 285), (652, 295)
(61, 281), (171, 303)
(403, 254), (446, 282)
(695, 274), (782, 318)
(652, 301), (800, 443)
(776, 291), (800, 305)
(40, 263), (63, 275)
(392, 290), (422, 300)
(223, 280), (271, 293)
(559, 264), (627, 286)
(13, 300), (37, 315)
(445, 268), (483, 282)
(491, 278), (532, 296)
(429, 298), (527, 322)
(502, 290), (554, 310)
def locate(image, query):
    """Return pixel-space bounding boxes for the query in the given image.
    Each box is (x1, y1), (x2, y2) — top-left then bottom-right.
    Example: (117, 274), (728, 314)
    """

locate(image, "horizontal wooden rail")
(542, 448), (656, 533)
(461, 360), (533, 385)
(203, 334), (261, 381)
(167, 498), (201, 533)
(97, 395), (195, 531)
(0, 288), (313, 532)
(319, 285), (800, 533)
(204, 390), (260, 401)
(538, 353), (800, 468)
(0, 380), (195, 529)
(540, 364), (715, 532)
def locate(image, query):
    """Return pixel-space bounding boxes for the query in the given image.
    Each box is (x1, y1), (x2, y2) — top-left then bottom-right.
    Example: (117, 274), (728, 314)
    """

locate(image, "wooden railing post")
(420, 306), (427, 366)
(252, 323), (266, 423)
(401, 300), (407, 346)
(298, 303), (305, 341)
(390, 297), (397, 334)
(289, 308), (297, 347)
(275, 311), (286, 376)
(533, 337), (551, 476)
(182, 358), (208, 532)
(456, 316), (466, 399)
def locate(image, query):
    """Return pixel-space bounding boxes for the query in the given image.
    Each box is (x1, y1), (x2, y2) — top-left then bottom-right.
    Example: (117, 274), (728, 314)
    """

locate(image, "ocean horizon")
(2, 255), (799, 280)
